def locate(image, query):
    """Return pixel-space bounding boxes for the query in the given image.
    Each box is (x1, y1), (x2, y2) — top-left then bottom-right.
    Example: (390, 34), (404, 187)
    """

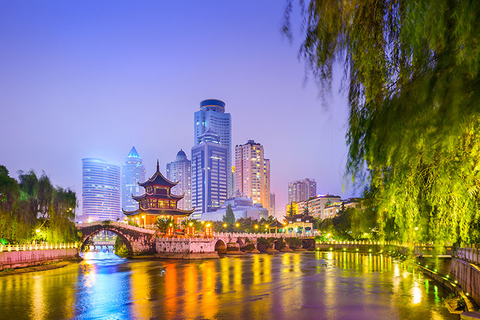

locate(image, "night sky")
(0, 1), (354, 217)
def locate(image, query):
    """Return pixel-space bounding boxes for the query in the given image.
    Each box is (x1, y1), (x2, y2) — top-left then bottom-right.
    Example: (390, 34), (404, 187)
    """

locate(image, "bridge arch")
(76, 222), (156, 256)
(214, 239), (227, 254)
(80, 227), (134, 256)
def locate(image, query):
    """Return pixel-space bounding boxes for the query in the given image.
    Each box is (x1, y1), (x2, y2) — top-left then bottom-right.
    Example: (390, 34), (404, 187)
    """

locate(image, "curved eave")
(123, 209), (140, 216)
(132, 193), (184, 200)
(138, 171), (178, 188)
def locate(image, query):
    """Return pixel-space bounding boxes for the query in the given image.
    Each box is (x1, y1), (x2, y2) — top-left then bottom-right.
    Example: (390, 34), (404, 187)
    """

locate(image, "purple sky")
(0, 1), (356, 216)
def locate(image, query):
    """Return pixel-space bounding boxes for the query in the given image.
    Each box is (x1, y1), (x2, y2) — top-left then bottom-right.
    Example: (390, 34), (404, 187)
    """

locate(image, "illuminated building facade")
(191, 130), (229, 219)
(296, 194), (342, 219)
(82, 158), (121, 222)
(166, 149), (192, 210)
(235, 140), (270, 214)
(121, 146), (146, 212)
(194, 99), (233, 196)
(288, 178), (317, 203)
(123, 161), (194, 228)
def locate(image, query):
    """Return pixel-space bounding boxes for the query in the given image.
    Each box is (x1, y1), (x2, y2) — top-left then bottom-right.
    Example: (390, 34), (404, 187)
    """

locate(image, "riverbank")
(388, 252), (480, 315)
(0, 259), (79, 277)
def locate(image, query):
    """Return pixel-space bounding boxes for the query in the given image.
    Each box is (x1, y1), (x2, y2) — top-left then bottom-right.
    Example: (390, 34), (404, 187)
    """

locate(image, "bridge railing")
(454, 245), (480, 265)
(212, 232), (309, 239)
(158, 237), (217, 242)
(0, 243), (78, 252)
(76, 221), (156, 234)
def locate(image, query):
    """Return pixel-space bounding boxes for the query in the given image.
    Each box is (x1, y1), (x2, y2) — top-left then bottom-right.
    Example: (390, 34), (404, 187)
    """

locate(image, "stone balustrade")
(76, 221), (156, 234)
(454, 245), (480, 265)
(0, 242), (78, 252)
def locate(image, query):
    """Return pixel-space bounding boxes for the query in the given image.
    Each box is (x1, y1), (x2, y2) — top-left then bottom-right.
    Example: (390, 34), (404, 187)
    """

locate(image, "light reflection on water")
(0, 252), (458, 320)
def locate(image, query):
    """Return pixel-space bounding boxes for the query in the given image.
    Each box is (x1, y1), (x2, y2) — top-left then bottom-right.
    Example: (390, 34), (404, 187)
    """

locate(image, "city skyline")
(0, 1), (355, 215)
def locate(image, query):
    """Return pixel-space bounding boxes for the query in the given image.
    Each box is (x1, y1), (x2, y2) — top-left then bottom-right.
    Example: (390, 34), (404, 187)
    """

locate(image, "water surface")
(0, 251), (458, 319)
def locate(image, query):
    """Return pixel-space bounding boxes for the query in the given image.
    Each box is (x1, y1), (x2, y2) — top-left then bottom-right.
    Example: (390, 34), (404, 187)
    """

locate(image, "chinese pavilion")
(123, 160), (194, 228)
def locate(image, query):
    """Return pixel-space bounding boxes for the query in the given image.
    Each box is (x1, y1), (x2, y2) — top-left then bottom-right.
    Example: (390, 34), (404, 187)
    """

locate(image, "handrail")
(0, 242), (78, 252)
(75, 221), (156, 234)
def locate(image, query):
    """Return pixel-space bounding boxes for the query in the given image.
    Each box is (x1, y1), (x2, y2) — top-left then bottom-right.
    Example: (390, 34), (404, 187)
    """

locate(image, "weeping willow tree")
(285, 0), (480, 244)
(0, 166), (78, 243)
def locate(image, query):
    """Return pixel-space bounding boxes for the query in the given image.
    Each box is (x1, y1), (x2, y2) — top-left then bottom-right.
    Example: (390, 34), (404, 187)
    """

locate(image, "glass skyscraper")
(166, 149), (192, 211)
(191, 130), (228, 219)
(82, 158), (121, 222)
(194, 99), (233, 196)
(121, 146), (146, 213)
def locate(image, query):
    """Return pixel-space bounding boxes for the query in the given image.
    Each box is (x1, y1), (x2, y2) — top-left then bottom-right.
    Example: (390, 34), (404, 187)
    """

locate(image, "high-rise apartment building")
(82, 158), (121, 222)
(235, 140), (270, 214)
(166, 149), (192, 211)
(288, 178), (317, 203)
(191, 130), (229, 218)
(194, 99), (233, 196)
(121, 146), (146, 212)
(270, 193), (276, 216)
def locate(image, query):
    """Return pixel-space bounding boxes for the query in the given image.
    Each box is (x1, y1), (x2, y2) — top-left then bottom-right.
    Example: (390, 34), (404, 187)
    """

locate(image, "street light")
(236, 223), (239, 227)
(223, 223), (227, 228)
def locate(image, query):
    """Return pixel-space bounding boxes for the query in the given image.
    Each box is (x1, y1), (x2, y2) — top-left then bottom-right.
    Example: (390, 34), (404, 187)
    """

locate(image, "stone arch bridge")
(76, 221), (157, 256)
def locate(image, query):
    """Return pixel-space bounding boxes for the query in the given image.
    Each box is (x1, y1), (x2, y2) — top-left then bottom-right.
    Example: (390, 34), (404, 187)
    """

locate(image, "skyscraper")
(191, 130), (229, 218)
(288, 178), (317, 203)
(121, 146), (146, 212)
(82, 158), (121, 222)
(270, 193), (276, 216)
(235, 140), (270, 214)
(194, 99), (233, 196)
(166, 149), (192, 210)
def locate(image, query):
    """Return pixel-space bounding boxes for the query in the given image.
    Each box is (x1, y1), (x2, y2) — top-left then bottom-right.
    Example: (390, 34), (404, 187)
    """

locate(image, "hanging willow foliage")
(286, 0), (480, 243)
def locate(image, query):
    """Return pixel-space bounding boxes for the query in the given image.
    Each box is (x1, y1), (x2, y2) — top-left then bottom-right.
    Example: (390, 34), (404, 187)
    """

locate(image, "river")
(0, 251), (458, 319)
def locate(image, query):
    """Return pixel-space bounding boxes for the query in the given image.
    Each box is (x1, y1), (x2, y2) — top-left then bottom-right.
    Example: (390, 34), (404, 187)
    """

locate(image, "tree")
(223, 204), (236, 225)
(303, 205), (309, 216)
(287, 201), (296, 217)
(286, 0), (480, 244)
(155, 217), (177, 235)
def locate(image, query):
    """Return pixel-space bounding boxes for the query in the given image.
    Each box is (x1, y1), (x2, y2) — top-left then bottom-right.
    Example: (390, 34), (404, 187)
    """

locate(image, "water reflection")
(0, 252), (457, 320)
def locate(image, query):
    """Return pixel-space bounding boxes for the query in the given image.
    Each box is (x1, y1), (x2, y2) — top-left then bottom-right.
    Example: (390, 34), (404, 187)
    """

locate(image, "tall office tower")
(121, 146), (146, 212)
(82, 158), (121, 222)
(270, 193), (276, 217)
(194, 99), (233, 196)
(288, 178), (317, 203)
(235, 140), (270, 213)
(191, 130), (229, 218)
(166, 149), (192, 210)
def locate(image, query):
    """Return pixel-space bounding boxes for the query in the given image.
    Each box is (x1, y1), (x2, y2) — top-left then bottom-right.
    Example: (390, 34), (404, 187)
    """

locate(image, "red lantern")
(205, 227), (213, 237)
(186, 226), (195, 236)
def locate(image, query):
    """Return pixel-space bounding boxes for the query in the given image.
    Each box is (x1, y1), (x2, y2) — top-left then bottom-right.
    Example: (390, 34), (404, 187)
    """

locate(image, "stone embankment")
(155, 238), (219, 259)
(0, 247), (79, 270)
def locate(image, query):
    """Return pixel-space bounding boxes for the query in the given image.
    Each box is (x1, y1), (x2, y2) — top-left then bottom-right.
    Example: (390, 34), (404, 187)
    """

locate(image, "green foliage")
(0, 166), (77, 243)
(128, 220), (139, 227)
(155, 217), (177, 234)
(223, 204), (236, 225)
(286, 237), (302, 249)
(287, 201), (296, 217)
(456, 296), (466, 311)
(286, 0), (480, 243)
(303, 206), (309, 216)
(114, 236), (128, 257)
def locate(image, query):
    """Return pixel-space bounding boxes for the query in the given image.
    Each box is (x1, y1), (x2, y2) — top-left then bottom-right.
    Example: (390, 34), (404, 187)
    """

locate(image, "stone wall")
(450, 258), (480, 306)
(156, 238), (217, 254)
(0, 248), (78, 270)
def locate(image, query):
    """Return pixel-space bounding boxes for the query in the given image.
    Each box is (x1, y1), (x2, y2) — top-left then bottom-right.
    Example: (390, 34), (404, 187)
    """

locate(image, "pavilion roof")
(268, 219), (284, 228)
(139, 160), (178, 188)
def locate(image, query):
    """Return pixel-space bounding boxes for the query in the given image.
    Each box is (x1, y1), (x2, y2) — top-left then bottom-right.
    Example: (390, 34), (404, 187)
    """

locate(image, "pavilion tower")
(123, 160), (194, 228)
